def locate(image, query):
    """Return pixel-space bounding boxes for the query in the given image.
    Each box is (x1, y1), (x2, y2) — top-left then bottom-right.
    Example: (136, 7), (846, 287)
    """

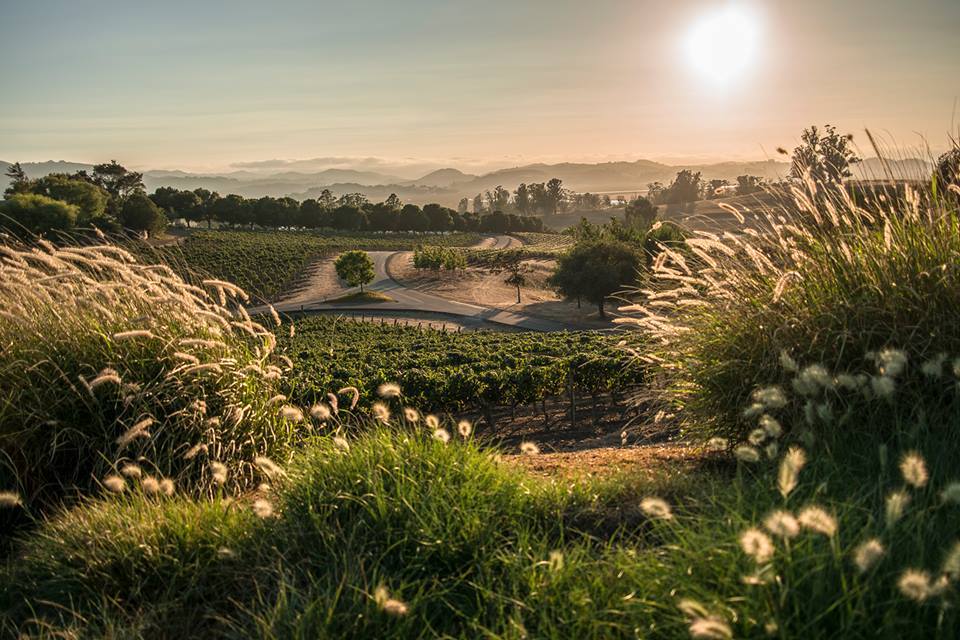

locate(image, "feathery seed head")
(403, 407), (420, 422)
(520, 441), (540, 455)
(886, 490), (911, 527)
(377, 382), (402, 398)
(853, 539), (885, 573)
(764, 510), (800, 539)
(103, 475), (126, 493)
(798, 506), (837, 537)
(898, 569), (933, 602)
(457, 420), (472, 438)
(0, 491), (22, 508)
(120, 463), (142, 478)
(210, 461), (228, 485)
(740, 528), (774, 563)
(900, 451), (929, 488)
(310, 403), (332, 421)
(734, 445), (760, 463)
(280, 405), (304, 422)
(252, 498), (275, 518)
(778, 447), (807, 498)
(372, 402), (390, 424)
(640, 497), (673, 520)
(432, 428), (451, 443)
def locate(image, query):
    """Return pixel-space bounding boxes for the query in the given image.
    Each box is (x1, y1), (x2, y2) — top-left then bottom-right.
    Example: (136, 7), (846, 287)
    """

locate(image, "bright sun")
(685, 5), (760, 85)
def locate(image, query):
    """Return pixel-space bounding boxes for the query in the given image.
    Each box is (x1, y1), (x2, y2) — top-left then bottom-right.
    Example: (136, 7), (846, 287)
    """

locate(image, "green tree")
(32, 174), (109, 223)
(366, 201), (399, 231)
(550, 239), (641, 318)
(423, 203), (454, 231)
(624, 196), (657, 231)
(935, 145), (959, 201)
(662, 170), (702, 204)
(120, 193), (167, 237)
(546, 178), (564, 215)
(0, 193), (78, 235)
(790, 124), (861, 186)
(335, 250), (376, 292)
(331, 204), (365, 230)
(514, 183), (530, 214)
(398, 204), (429, 231)
(3, 162), (31, 196)
(92, 161), (144, 199)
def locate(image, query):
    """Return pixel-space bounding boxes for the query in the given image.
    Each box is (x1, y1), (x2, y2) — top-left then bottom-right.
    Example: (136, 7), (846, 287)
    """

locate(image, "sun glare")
(685, 5), (760, 86)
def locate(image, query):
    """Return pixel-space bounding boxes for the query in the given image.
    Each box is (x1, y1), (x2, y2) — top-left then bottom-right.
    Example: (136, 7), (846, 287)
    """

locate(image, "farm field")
(281, 315), (639, 418)
(153, 230), (481, 300)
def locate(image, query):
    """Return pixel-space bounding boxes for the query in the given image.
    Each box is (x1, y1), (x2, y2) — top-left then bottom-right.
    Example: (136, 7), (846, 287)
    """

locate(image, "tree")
(704, 178), (731, 199)
(210, 194), (251, 227)
(935, 146), (960, 195)
(335, 250), (375, 292)
(457, 198), (469, 214)
(624, 196), (657, 231)
(500, 250), (527, 304)
(546, 178), (564, 215)
(366, 201), (399, 231)
(317, 189), (336, 210)
(735, 175), (764, 196)
(790, 124), (861, 186)
(384, 193), (402, 210)
(150, 187), (201, 226)
(492, 185), (511, 211)
(514, 183), (530, 214)
(191, 188), (220, 228)
(120, 193), (167, 237)
(0, 193), (78, 235)
(3, 162), (31, 196)
(423, 203), (454, 231)
(662, 170), (702, 204)
(331, 204), (365, 230)
(550, 239), (641, 318)
(92, 161), (144, 199)
(528, 182), (548, 214)
(398, 204), (429, 231)
(472, 193), (484, 214)
(297, 198), (329, 228)
(646, 182), (665, 203)
(32, 174), (109, 222)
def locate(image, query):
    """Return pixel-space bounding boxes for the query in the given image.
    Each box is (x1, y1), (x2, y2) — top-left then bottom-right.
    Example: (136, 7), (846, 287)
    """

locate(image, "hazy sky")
(1, 0), (957, 172)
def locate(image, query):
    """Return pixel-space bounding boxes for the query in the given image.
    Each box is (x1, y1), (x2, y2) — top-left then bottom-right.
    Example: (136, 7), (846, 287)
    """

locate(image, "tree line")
(459, 178), (618, 216)
(1, 161), (545, 237)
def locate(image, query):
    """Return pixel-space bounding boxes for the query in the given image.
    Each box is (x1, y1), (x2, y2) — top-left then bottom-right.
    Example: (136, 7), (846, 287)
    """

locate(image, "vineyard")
(281, 315), (640, 419)
(511, 232), (575, 252)
(153, 230), (480, 299)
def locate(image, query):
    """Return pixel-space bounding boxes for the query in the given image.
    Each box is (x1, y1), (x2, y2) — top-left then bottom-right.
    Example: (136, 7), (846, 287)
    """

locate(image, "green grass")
(325, 290), (395, 303)
(4, 415), (960, 638)
(155, 230), (480, 300)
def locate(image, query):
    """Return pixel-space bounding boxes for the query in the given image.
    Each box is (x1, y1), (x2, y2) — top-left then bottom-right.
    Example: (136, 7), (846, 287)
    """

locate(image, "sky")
(1, 0), (958, 174)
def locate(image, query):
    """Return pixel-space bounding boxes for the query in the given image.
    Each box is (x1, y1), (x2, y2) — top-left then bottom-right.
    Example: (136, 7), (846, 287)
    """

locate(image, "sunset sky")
(1, 0), (957, 173)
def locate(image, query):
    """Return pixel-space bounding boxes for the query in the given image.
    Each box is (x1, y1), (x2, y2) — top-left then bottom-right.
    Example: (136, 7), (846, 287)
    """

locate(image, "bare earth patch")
(505, 443), (702, 480)
(389, 253), (613, 328)
(277, 255), (351, 306)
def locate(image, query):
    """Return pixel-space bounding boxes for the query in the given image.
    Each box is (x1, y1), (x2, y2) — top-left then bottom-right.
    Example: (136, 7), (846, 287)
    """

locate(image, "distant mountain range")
(1, 157), (933, 207)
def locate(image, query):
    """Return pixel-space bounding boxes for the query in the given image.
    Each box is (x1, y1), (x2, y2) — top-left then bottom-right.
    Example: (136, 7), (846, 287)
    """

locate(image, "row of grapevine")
(280, 316), (641, 415)
(147, 230), (480, 299)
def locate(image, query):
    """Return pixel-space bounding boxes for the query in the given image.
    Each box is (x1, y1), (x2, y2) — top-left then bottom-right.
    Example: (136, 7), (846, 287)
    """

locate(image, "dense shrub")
(625, 165), (960, 440)
(0, 193), (78, 235)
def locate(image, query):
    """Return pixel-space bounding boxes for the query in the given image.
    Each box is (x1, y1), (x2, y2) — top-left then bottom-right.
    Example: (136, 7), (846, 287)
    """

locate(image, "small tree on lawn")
(550, 239), (641, 318)
(501, 249), (527, 304)
(335, 250), (375, 292)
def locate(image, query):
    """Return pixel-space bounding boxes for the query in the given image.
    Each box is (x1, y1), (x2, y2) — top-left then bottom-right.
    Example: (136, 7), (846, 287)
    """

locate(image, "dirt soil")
(505, 443), (701, 480)
(277, 255), (350, 306)
(390, 253), (613, 329)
